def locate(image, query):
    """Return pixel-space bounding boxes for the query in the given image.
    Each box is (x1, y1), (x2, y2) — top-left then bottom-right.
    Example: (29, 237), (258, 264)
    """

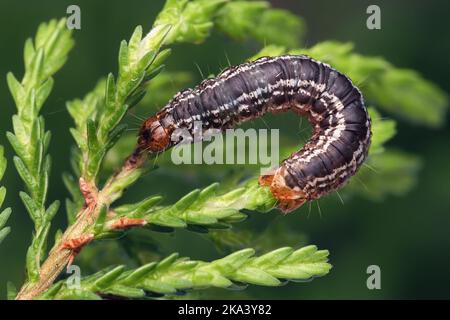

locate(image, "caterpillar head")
(138, 115), (172, 153)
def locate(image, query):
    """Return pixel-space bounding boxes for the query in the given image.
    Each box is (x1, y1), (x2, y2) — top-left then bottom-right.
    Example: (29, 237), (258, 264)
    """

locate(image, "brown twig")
(15, 149), (147, 300)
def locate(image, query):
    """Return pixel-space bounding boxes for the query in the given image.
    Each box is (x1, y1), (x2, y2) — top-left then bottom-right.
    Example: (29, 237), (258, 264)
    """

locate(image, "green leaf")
(140, 280), (177, 294)
(122, 262), (157, 285)
(0, 187), (6, 209)
(104, 285), (145, 298)
(59, 289), (102, 300)
(136, 50), (158, 74)
(34, 223), (51, 264)
(19, 192), (40, 222)
(118, 40), (129, 75)
(45, 245), (331, 299)
(23, 38), (36, 69)
(93, 265), (126, 290)
(26, 245), (40, 282)
(252, 247), (294, 267)
(126, 89), (147, 108)
(37, 282), (63, 300)
(0, 226), (11, 245)
(104, 73), (116, 109)
(368, 107), (396, 155)
(127, 26), (143, 60)
(138, 24), (172, 59)
(148, 212), (187, 228)
(86, 119), (99, 153)
(115, 195), (162, 218)
(366, 69), (448, 127)
(6, 132), (27, 164)
(145, 49), (172, 77)
(157, 252), (180, 271)
(25, 48), (45, 88)
(232, 267), (280, 286)
(44, 200), (60, 223)
(213, 248), (255, 270)
(216, 1), (305, 47)
(0, 146), (7, 179)
(173, 189), (200, 212)
(13, 157), (35, 192)
(216, 1), (269, 41)
(0, 147), (11, 246)
(94, 205), (108, 234)
(54, 229), (63, 245)
(35, 78), (54, 111)
(6, 72), (24, 107)
(254, 9), (304, 47)
(106, 124), (128, 151)
(154, 0), (227, 44)
(185, 212), (218, 225)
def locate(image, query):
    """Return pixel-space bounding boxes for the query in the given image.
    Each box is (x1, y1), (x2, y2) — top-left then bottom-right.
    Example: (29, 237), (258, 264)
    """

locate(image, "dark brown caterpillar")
(138, 55), (371, 213)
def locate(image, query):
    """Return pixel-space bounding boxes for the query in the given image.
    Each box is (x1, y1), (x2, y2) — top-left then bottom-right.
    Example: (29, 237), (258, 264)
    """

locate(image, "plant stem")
(16, 150), (147, 300)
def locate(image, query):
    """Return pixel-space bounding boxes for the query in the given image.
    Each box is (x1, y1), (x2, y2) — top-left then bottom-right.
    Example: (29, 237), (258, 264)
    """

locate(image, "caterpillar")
(138, 55), (372, 213)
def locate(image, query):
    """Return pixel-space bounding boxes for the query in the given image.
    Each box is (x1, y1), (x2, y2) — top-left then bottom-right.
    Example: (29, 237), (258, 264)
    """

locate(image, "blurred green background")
(0, 0), (449, 299)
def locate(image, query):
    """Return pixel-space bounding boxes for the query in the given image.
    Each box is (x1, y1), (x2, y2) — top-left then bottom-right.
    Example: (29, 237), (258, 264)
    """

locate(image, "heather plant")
(1, 0), (447, 300)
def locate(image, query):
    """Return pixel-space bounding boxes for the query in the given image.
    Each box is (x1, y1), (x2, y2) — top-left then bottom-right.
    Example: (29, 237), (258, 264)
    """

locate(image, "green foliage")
(40, 245), (330, 299)
(61, 178), (276, 241)
(216, 1), (304, 47)
(4, 0), (447, 300)
(141, 71), (194, 109)
(143, 180), (274, 227)
(368, 107), (396, 156)
(96, 180), (275, 239)
(366, 69), (448, 127)
(153, 0), (305, 47)
(340, 107), (421, 200)
(66, 80), (105, 180)
(67, 25), (171, 185)
(6, 19), (73, 282)
(291, 41), (448, 127)
(154, 0), (228, 44)
(0, 211), (11, 245)
(352, 107), (420, 200)
(0, 146), (11, 245)
(347, 150), (422, 201)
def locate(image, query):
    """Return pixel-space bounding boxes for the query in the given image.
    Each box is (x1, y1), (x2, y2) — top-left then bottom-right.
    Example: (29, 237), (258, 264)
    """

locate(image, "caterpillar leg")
(60, 234), (94, 267)
(110, 217), (147, 229)
(259, 167), (307, 214)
